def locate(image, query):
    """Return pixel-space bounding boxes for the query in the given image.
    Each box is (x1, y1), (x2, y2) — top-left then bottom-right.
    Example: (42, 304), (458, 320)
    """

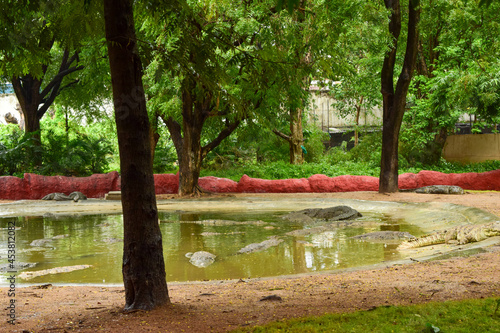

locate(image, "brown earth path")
(2, 191), (500, 333)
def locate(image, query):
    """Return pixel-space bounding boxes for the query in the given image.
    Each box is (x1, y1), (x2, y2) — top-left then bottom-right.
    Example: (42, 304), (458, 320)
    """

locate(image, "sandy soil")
(2, 191), (500, 333)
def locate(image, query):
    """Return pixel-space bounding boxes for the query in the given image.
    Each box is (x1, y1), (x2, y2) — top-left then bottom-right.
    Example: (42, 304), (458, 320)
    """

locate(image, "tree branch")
(37, 49), (84, 118)
(202, 120), (241, 158)
(381, 0), (402, 98)
(40, 52), (84, 100)
(272, 128), (292, 143)
(163, 115), (184, 159)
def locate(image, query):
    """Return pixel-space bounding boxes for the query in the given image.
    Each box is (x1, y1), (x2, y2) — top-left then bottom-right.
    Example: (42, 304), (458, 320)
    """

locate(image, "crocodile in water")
(397, 221), (500, 249)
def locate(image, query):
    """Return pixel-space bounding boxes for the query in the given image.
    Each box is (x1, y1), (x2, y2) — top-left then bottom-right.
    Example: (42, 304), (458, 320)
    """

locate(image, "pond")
(0, 196), (497, 285)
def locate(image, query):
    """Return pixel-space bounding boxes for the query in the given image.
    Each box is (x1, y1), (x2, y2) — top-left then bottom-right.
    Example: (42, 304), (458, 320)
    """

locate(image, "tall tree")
(270, 2), (313, 165)
(379, 0), (420, 193)
(401, 0), (500, 165)
(142, 1), (266, 195)
(329, 6), (388, 146)
(270, 0), (378, 164)
(103, 0), (169, 310)
(0, 1), (91, 136)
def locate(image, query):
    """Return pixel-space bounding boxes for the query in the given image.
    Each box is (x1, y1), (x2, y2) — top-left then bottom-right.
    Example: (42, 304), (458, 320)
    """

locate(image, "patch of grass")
(232, 298), (500, 333)
(200, 159), (500, 181)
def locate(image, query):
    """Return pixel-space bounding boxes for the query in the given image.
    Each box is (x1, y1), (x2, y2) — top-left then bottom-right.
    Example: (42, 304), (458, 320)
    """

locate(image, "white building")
(308, 81), (382, 130)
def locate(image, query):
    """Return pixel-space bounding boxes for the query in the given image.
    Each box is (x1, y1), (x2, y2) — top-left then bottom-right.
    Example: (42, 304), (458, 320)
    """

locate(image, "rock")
(187, 251), (216, 268)
(105, 191), (121, 200)
(282, 206), (362, 223)
(237, 237), (283, 254)
(352, 231), (416, 242)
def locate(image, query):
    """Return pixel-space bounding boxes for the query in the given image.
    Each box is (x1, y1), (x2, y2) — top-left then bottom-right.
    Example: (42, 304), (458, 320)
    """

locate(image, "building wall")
(443, 133), (500, 163)
(308, 91), (382, 132)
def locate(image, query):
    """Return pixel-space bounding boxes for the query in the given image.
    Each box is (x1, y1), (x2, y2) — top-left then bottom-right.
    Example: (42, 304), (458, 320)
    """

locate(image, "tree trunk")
(354, 96), (364, 146)
(149, 113), (161, 166)
(104, 0), (169, 311)
(164, 83), (241, 196)
(178, 122), (203, 196)
(273, 107), (304, 165)
(379, 0), (420, 193)
(289, 107), (304, 164)
(12, 75), (43, 165)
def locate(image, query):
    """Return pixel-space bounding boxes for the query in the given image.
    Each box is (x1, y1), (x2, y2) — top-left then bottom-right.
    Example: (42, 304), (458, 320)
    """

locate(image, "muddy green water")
(1, 197), (497, 285)
(0, 211), (417, 285)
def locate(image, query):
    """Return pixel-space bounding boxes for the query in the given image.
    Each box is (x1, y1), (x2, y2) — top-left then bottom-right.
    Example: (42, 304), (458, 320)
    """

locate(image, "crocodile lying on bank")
(400, 185), (464, 195)
(397, 221), (500, 249)
(41, 191), (87, 202)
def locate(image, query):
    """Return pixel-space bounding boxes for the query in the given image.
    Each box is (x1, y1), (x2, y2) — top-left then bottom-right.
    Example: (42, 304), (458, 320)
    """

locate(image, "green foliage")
(325, 131), (383, 168)
(39, 130), (112, 176)
(152, 128), (178, 174)
(201, 159), (381, 181)
(0, 105), (115, 177)
(349, 131), (382, 166)
(0, 125), (42, 176)
(303, 126), (329, 163)
(233, 297), (500, 332)
(402, 0), (500, 165)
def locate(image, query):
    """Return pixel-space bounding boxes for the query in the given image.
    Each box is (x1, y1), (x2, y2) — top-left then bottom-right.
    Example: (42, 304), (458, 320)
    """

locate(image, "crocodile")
(400, 185), (464, 195)
(42, 191), (87, 202)
(397, 221), (500, 249)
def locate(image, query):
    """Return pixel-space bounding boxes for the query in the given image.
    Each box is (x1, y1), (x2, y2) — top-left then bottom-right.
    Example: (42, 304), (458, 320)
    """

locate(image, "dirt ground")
(3, 191), (500, 333)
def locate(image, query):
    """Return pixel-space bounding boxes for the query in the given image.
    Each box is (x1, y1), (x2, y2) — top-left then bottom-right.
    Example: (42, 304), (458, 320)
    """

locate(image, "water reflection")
(0, 211), (414, 285)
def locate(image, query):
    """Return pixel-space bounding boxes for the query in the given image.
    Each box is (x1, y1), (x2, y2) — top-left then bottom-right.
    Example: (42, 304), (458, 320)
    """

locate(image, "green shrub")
(0, 125), (42, 176)
(41, 131), (113, 176)
(153, 137), (178, 174)
(341, 131), (382, 167)
(303, 126), (330, 163)
(0, 122), (114, 177)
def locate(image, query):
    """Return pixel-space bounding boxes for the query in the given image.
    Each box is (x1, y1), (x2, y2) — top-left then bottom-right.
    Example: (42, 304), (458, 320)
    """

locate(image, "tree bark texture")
(273, 107), (305, 165)
(104, 0), (169, 311)
(164, 79), (240, 196)
(289, 107), (305, 164)
(379, 0), (420, 193)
